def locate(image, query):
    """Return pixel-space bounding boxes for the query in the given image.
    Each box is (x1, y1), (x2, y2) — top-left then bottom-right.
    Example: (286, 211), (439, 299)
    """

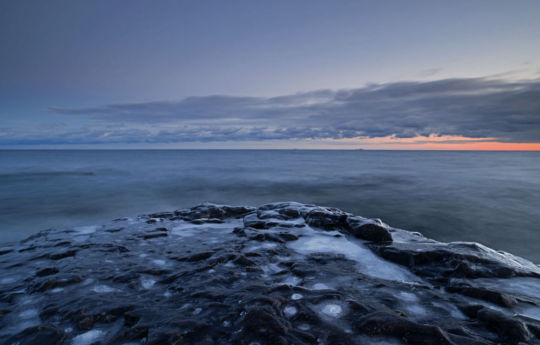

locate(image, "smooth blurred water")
(1, 150), (539, 262)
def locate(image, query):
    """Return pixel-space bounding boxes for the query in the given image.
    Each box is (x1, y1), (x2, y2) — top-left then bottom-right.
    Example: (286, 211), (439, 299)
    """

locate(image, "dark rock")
(177, 203), (255, 221)
(243, 213), (281, 229)
(146, 330), (184, 345)
(477, 307), (532, 343)
(0, 309), (11, 320)
(113, 272), (140, 283)
(445, 284), (517, 307)
(31, 275), (82, 292)
(78, 316), (94, 330)
(36, 267), (59, 277)
(177, 251), (215, 262)
(0, 249), (13, 255)
(142, 232), (168, 240)
(278, 233), (299, 241)
(250, 233), (285, 243)
(148, 212), (174, 219)
(232, 227), (246, 236)
(305, 208), (346, 230)
(233, 255), (256, 266)
(356, 311), (454, 345)
(371, 241), (540, 279)
(49, 249), (77, 260)
(105, 227), (124, 233)
(235, 307), (290, 344)
(458, 304), (484, 318)
(124, 311), (141, 327)
(3, 325), (66, 345)
(3, 202), (540, 345)
(346, 217), (392, 242)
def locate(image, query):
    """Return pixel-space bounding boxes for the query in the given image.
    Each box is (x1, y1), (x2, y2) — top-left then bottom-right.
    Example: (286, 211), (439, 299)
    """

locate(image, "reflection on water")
(1, 149), (539, 262)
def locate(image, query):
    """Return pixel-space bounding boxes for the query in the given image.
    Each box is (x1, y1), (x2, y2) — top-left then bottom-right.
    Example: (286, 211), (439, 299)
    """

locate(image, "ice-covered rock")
(0, 202), (538, 345)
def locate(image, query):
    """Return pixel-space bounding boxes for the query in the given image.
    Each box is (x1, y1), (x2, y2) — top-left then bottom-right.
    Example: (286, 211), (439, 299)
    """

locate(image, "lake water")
(1, 150), (539, 263)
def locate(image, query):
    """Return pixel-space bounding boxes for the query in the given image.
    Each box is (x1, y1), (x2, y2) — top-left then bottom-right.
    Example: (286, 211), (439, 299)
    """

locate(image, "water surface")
(1, 150), (539, 262)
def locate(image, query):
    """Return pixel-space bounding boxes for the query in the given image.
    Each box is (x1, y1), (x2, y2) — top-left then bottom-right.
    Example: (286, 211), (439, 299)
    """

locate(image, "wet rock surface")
(0, 202), (539, 344)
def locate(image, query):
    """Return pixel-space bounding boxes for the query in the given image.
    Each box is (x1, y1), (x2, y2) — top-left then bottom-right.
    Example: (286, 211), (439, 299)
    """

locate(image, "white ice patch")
(141, 278), (156, 289)
(321, 304), (343, 318)
(82, 278), (94, 286)
(0, 276), (18, 285)
(171, 226), (198, 238)
(71, 330), (104, 345)
(291, 293), (303, 300)
(520, 306), (540, 321)
(283, 276), (302, 286)
(193, 308), (202, 315)
(245, 242), (278, 252)
(288, 227), (421, 283)
(312, 283), (331, 290)
(397, 291), (419, 302)
(261, 263), (282, 275)
(73, 225), (99, 235)
(19, 309), (38, 319)
(298, 323), (310, 331)
(92, 285), (116, 293)
(406, 304), (427, 316)
(152, 259), (167, 266)
(284, 306), (297, 317)
(473, 277), (540, 300)
(172, 220), (239, 238)
(431, 301), (466, 319)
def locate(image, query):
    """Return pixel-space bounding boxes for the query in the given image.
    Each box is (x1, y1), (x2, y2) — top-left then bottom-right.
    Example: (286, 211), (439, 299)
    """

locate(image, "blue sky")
(1, 0), (540, 149)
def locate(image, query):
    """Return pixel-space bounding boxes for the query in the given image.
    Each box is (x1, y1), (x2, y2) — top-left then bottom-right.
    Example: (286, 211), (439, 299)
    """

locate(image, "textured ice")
(284, 306), (297, 317)
(245, 242), (278, 252)
(19, 309), (38, 319)
(312, 283), (331, 290)
(289, 227), (421, 283)
(473, 277), (540, 300)
(298, 323), (310, 331)
(152, 259), (167, 266)
(73, 225), (99, 235)
(193, 307), (203, 315)
(141, 277), (156, 289)
(92, 285), (116, 293)
(71, 330), (105, 345)
(261, 263), (282, 274)
(406, 304), (427, 316)
(397, 291), (419, 302)
(431, 301), (466, 319)
(321, 304), (343, 318)
(291, 293), (303, 300)
(0, 277), (17, 284)
(520, 306), (540, 321)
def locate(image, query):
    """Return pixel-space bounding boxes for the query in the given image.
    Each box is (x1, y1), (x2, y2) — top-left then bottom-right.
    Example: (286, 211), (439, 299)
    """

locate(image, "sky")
(1, 0), (540, 149)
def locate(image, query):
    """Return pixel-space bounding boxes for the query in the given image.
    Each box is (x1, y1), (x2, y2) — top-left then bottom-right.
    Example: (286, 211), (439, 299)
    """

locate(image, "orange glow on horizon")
(324, 135), (540, 150)
(387, 141), (540, 151)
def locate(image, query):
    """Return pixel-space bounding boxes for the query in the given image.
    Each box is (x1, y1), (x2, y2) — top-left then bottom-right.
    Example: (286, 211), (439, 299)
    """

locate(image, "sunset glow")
(328, 135), (540, 150)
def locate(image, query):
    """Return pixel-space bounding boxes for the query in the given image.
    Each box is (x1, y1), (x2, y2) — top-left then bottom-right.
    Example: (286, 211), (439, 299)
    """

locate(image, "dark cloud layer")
(7, 78), (540, 145)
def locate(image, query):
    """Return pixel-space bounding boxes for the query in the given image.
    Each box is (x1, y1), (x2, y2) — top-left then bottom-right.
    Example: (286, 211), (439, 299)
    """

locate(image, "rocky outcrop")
(0, 202), (538, 345)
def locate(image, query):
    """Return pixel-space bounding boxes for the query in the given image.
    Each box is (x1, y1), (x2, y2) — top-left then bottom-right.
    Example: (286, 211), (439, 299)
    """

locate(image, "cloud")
(16, 77), (540, 145)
